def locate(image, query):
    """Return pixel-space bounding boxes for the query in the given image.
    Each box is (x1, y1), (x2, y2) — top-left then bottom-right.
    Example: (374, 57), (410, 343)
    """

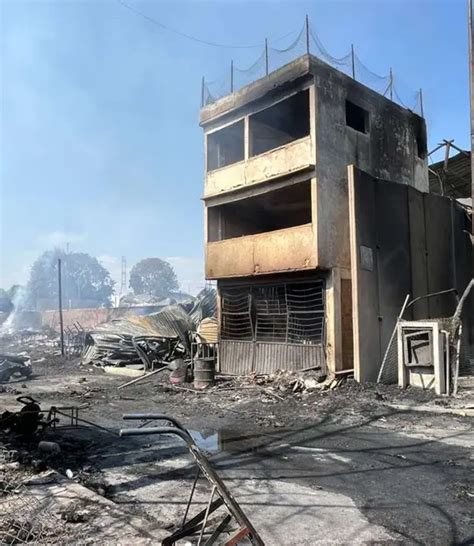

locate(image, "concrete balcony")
(204, 136), (314, 198)
(205, 223), (317, 279)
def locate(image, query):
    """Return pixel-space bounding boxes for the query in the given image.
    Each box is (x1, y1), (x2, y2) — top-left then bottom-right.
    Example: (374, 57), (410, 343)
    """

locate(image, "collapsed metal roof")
(429, 147), (471, 199)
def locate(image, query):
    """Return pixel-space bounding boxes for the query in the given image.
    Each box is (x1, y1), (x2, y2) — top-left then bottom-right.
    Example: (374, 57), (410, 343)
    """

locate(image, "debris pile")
(0, 446), (61, 544)
(82, 289), (217, 370)
(0, 355), (32, 383)
(230, 369), (329, 394)
(0, 328), (59, 351)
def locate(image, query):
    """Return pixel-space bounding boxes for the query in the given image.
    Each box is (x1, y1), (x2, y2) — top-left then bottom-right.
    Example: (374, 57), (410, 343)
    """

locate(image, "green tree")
(27, 249), (115, 308)
(7, 285), (22, 302)
(129, 258), (178, 298)
(0, 289), (13, 313)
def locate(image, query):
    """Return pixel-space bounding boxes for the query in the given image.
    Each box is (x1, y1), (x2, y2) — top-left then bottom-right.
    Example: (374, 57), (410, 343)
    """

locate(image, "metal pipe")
(265, 38), (269, 75)
(122, 413), (188, 430)
(405, 288), (459, 310)
(305, 15), (310, 54)
(198, 485), (215, 545)
(351, 44), (355, 79)
(441, 330), (450, 395)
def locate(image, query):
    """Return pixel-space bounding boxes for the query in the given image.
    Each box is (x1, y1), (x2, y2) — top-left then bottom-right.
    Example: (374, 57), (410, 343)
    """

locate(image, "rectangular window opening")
(249, 90), (310, 157)
(207, 120), (244, 171)
(346, 100), (368, 133)
(207, 181), (312, 242)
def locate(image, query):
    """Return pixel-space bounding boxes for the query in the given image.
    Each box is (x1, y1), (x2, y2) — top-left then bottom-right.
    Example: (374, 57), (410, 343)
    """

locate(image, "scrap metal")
(120, 413), (264, 545)
(81, 289), (216, 370)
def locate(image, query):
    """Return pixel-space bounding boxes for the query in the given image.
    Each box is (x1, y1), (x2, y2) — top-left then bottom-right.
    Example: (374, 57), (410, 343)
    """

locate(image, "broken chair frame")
(120, 413), (264, 546)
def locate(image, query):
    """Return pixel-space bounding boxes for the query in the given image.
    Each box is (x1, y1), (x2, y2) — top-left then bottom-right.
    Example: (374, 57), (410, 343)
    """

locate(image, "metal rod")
(351, 44), (355, 79)
(389, 67), (393, 101)
(117, 366), (167, 390)
(443, 139), (471, 157)
(453, 324), (463, 395)
(230, 60), (234, 92)
(163, 499), (224, 546)
(377, 294), (410, 383)
(265, 38), (269, 75)
(122, 413), (188, 430)
(305, 14), (310, 54)
(427, 142), (446, 157)
(405, 288), (459, 310)
(120, 421), (264, 545)
(453, 278), (474, 321)
(58, 258), (65, 356)
(183, 468), (201, 527)
(419, 88), (424, 118)
(441, 330), (450, 395)
(204, 514), (231, 546)
(198, 485), (216, 545)
(443, 139), (453, 171)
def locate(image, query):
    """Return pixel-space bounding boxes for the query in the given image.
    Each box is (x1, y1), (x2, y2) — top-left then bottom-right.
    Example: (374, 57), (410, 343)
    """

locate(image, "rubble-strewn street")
(0, 335), (473, 544)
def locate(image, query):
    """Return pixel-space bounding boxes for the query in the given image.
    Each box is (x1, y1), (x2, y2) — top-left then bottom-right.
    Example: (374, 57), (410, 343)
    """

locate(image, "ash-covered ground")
(0, 336), (473, 545)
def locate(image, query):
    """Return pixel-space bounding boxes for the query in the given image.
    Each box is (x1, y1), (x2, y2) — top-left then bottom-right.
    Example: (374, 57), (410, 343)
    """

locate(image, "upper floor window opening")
(345, 100), (369, 133)
(249, 90), (310, 157)
(207, 120), (245, 171)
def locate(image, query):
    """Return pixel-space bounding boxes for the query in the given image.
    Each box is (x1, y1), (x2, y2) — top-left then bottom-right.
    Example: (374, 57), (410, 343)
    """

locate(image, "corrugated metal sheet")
(219, 340), (254, 375)
(286, 343), (325, 372)
(254, 342), (325, 374)
(429, 151), (471, 198)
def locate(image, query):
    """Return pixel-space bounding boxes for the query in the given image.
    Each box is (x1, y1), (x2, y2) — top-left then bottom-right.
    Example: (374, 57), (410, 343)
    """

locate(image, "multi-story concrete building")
(199, 53), (469, 380)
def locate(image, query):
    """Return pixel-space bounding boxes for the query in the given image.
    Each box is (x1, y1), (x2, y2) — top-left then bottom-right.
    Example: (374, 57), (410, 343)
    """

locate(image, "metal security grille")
(220, 279), (326, 374)
(221, 287), (253, 340)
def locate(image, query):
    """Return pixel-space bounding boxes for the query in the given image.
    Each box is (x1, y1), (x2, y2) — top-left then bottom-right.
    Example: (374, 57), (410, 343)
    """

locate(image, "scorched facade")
(200, 53), (428, 377)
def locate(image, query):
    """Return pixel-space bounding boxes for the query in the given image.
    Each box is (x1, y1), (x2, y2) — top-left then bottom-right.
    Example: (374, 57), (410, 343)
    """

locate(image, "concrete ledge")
(205, 136), (314, 198)
(206, 223), (316, 278)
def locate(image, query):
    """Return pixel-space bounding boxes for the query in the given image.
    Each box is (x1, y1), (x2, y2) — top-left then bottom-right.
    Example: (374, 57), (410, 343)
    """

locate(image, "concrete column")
(325, 268), (343, 377)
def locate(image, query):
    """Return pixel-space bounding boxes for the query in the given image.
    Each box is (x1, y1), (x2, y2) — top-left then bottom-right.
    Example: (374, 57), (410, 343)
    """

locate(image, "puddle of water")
(189, 427), (353, 466)
(190, 427), (283, 455)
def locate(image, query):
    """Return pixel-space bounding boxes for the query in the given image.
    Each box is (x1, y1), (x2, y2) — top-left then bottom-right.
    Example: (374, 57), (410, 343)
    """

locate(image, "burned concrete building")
(200, 54), (471, 381)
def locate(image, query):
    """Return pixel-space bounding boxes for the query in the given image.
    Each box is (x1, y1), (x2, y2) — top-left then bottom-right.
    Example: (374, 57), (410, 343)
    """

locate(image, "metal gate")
(219, 279), (326, 374)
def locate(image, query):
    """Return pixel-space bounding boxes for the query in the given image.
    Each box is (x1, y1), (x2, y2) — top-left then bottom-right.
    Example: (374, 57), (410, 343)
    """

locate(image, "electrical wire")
(116, 0), (265, 49)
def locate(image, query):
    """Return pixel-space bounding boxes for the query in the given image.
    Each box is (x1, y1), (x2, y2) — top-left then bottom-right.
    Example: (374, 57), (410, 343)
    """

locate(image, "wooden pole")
(230, 60), (234, 92)
(265, 38), (269, 75)
(351, 44), (355, 79)
(305, 14), (310, 55)
(58, 258), (65, 357)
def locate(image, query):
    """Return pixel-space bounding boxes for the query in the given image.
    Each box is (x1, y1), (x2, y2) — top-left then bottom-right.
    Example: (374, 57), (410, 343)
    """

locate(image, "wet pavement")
(49, 412), (473, 545)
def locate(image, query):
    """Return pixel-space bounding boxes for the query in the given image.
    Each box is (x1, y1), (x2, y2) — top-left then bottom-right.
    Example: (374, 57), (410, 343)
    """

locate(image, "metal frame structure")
(397, 320), (447, 395)
(120, 414), (264, 546)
